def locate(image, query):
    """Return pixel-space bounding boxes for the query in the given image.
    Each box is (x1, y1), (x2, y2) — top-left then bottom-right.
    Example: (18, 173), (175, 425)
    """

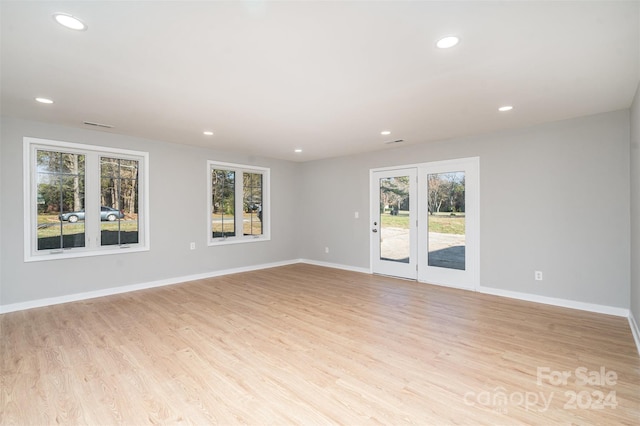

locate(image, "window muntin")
(25, 137), (149, 261)
(208, 161), (269, 245)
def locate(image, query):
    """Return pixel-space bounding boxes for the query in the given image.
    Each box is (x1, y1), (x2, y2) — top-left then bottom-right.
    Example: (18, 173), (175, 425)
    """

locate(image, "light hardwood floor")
(2, 264), (639, 425)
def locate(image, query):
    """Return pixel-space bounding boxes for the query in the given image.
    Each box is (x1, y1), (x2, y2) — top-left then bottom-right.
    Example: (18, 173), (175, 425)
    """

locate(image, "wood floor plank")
(1, 263), (639, 425)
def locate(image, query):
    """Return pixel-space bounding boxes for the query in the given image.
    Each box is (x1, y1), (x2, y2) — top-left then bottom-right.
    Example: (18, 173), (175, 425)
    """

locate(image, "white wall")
(0, 116), (300, 306)
(300, 110), (631, 309)
(0, 110), (633, 313)
(631, 84), (640, 322)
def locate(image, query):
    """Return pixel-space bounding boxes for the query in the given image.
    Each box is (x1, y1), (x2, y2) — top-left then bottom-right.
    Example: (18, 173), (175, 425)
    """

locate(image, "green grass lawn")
(37, 214), (138, 239)
(37, 222), (84, 239)
(381, 211), (465, 235)
(380, 212), (411, 228)
(429, 214), (465, 234)
(211, 212), (262, 236)
(100, 222), (139, 232)
(38, 213), (61, 224)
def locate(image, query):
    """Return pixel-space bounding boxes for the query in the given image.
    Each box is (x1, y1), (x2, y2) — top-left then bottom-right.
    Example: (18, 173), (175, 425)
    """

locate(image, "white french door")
(370, 168), (417, 279)
(417, 158), (479, 290)
(370, 158), (479, 289)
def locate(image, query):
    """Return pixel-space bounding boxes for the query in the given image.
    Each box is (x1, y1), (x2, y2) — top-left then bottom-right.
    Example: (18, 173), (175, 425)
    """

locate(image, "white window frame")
(207, 160), (270, 246)
(23, 137), (150, 262)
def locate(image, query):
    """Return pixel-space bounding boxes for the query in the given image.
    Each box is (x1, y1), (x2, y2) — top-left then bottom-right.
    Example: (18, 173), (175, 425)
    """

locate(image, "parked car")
(59, 206), (124, 223)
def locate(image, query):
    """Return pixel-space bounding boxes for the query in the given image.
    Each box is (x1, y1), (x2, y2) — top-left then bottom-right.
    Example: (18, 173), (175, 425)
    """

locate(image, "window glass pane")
(427, 171), (466, 270)
(61, 153), (83, 174)
(37, 174), (62, 250)
(36, 150), (85, 250)
(37, 150), (61, 173)
(243, 172), (263, 236)
(212, 169), (236, 238)
(100, 156), (118, 177)
(100, 157), (139, 246)
(379, 176), (410, 263)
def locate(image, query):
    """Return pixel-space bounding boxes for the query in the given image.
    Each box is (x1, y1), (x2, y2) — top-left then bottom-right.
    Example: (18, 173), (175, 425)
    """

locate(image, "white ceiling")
(1, 1), (639, 162)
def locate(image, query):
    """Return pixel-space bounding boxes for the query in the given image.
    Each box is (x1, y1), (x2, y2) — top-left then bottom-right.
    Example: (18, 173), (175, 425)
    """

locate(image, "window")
(208, 161), (269, 245)
(24, 137), (149, 261)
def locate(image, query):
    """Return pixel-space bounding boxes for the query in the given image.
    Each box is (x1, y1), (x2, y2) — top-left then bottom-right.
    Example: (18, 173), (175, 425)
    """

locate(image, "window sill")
(24, 245), (150, 262)
(208, 236), (271, 246)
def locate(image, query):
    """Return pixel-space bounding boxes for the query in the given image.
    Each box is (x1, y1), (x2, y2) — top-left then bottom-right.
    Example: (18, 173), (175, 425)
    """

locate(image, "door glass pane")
(212, 169), (236, 237)
(243, 172), (263, 236)
(379, 176), (410, 263)
(427, 171), (465, 270)
(36, 150), (85, 250)
(101, 158), (139, 246)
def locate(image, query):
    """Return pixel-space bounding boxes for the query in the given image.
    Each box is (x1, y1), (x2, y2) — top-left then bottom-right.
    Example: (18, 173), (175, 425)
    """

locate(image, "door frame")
(370, 157), (479, 290)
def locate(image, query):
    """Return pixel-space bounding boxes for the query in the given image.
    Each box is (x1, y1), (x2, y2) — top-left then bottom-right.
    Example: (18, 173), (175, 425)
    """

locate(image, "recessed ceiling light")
(436, 36), (459, 49)
(498, 105), (514, 112)
(203, 131), (214, 136)
(53, 13), (87, 31)
(35, 97), (54, 104)
(380, 130), (391, 136)
(294, 149), (302, 153)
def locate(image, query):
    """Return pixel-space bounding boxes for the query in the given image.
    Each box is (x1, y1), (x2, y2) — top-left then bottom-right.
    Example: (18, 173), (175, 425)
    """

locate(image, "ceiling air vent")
(385, 139), (404, 145)
(83, 121), (114, 129)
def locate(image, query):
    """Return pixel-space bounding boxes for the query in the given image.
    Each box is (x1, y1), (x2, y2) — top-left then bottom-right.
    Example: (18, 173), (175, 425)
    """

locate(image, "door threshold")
(372, 273), (417, 281)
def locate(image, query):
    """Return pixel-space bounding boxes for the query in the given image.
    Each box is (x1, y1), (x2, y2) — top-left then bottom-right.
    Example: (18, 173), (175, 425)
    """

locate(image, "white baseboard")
(418, 278), (475, 291)
(629, 311), (640, 356)
(478, 285), (629, 317)
(298, 258), (371, 274)
(0, 259), (300, 314)
(0, 259), (633, 332)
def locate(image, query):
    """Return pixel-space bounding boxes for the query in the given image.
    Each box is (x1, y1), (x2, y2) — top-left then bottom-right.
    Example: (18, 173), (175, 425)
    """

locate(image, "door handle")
(372, 229), (378, 233)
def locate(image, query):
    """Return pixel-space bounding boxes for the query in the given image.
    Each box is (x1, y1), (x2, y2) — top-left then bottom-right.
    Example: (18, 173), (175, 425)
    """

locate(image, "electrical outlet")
(190, 242), (196, 250)
(535, 271), (543, 281)
(325, 247), (329, 254)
